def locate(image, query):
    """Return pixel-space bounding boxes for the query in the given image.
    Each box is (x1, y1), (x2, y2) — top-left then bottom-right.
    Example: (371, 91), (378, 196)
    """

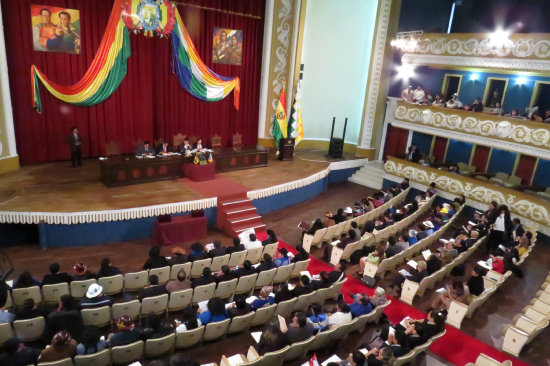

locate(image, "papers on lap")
(399, 269), (411, 277)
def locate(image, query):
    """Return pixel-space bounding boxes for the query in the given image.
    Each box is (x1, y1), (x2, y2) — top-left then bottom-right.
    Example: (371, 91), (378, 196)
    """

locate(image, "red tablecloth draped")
(152, 215), (207, 246)
(183, 162), (216, 181)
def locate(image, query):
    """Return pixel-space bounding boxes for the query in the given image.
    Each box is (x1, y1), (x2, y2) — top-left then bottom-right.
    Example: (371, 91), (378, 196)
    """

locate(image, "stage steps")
(348, 160), (385, 189)
(217, 193), (266, 237)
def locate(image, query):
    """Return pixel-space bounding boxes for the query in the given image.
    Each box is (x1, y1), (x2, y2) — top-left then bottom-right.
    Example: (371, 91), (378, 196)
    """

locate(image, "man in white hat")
(79, 283), (114, 309)
(446, 92), (463, 109)
(423, 220), (434, 235)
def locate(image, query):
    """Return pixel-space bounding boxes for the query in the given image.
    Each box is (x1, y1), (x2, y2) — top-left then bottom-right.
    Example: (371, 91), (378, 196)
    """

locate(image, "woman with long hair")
(255, 317), (289, 354)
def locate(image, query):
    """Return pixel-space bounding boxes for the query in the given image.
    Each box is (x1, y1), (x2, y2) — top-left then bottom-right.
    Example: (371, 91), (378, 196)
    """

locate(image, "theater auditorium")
(0, 0), (549, 365)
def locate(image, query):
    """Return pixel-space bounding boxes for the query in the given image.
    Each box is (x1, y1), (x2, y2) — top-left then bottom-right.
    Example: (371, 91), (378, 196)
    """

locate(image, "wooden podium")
(278, 138), (295, 161)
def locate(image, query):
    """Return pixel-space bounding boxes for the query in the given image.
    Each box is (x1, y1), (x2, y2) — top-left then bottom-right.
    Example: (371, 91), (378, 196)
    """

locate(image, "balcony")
(386, 98), (550, 160)
(383, 156), (550, 233)
(400, 33), (550, 72)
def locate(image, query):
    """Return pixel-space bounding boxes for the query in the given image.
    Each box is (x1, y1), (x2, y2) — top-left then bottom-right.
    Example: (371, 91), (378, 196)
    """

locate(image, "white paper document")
(407, 260), (418, 269)
(422, 249), (432, 260)
(399, 269), (411, 277)
(250, 331), (262, 343)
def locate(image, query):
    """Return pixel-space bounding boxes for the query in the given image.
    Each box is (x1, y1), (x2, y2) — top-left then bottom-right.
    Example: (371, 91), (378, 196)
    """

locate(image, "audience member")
(323, 212), (336, 227)
(332, 209), (346, 224)
(169, 246), (189, 265)
(0, 303), (14, 324)
(292, 245), (310, 263)
(189, 242), (208, 261)
(232, 260), (256, 278)
(76, 325), (108, 355)
(175, 307), (201, 332)
(0, 338), (40, 365)
(208, 240), (227, 258)
(97, 258), (122, 278)
(14, 298), (43, 320)
(250, 286), (275, 310)
(215, 265), (235, 283)
(397, 310), (447, 348)
(227, 295), (253, 318)
(370, 287), (387, 307)
(328, 263), (346, 283)
(405, 144), (421, 163)
(198, 297), (228, 325)
(46, 295), (83, 341)
(471, 97), (483, 112)
(142, 246), (168, 270)
(191, 268), (216, 289)
(292, 275), (314, 296)
(286, 311), (314, 343)
(274, 282), (293, 303)
(166, 270), (191, 293)
(255, 317), (290, 354)
(430, 278), (468, 311)
(401, 85), (413, 102)
(79, 283), (114, 309)
(38, 330), (77, 363)
(42, 263), (72, 285)
(109, 316), (141, 347)
(274, 248), (292, 267)
(13, 271), (41, 289)
(139, 275), (167, 299)
(170, 354), (200, 366)
(262, 229), (278, 246)
(244, 234), (262, 250)
(327, 302), (352, 328)
(257, 253), (277, 272)
(432, 93), (444, 107)
(142, 313), (174, 340)
(228, 238), (245, 253)
(446, 93), (463, 109)
(390, 260), (428, 293)
(306, 303), (328, 333)
(350, 293), (373, 318)
(385, 237), (403, 258)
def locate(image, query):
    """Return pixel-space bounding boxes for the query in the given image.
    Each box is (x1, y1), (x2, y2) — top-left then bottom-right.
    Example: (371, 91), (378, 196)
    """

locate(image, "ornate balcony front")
(401, 33), (550, 72)
(387, 99), (550, 159)
(383, 156), (550, 234)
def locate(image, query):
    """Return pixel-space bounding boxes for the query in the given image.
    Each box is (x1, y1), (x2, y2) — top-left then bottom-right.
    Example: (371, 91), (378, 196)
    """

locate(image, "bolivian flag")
(193, 154), (199, 165)
(272, 83), (287, 149)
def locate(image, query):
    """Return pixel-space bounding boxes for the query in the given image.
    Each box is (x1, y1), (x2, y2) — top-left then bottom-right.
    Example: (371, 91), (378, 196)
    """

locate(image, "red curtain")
(515, 154), (537, 185)
(2, 0), (265, 164)
(472, 145), (490, 172)
(432, 137), (448, 163)
(383, 124), (409, 160)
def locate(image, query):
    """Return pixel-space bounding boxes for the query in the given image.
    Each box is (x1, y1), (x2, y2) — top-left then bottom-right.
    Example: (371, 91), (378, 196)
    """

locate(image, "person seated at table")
(250, 286), (275, 310)
(166, 269), (191, 293)
(168, 246), (189, 265)
(192, 267), (216, 288)
(189, 242), (208, 261)
(208, 240), (227, 258)
(215, 265), (235, 283)
(139, 275), (167, 300)
(244, 233), (263, 250)
(136, 141), (155, 156)
(255, 317), (290, 354)
(157, 140), (172, 155)
(292, 275), (314, 296)
(180, 136), (192, 154)
(197, 297), (228, 325)
(193, 137), (207, 152)
(262, 229), (277, 246)
(256, 253), (277, 272)
(142, 245), (168, 270)
(232, 260), (256, 278)
(228, 237), (245, 253)
(227, 295), (253, 318)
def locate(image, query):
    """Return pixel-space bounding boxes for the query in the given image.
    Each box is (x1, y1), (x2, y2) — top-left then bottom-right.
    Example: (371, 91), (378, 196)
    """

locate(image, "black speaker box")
(328, 137), (344, 158)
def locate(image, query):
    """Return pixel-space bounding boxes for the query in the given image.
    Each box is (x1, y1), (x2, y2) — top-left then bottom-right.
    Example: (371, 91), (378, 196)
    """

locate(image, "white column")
(257, 0), (275, 138)
(0, 1), (17, 158)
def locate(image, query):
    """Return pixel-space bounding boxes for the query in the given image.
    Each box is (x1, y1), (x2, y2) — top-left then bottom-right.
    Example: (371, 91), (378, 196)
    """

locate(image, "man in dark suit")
(328, 263), (346, 283)
(406, 144), (421, 163)
(512, 218), (525, 240)
(157, 141), (172, 155)
(42, 263), (72, 285)
(208, 240), (227, 258)
(232, 260), (256, 278)
(228, 238), (246, 254)
(193, 137), (206, 152)
(227, 296), (253, 318)
(136, 141), (155, 156)
(68, 127), (82, 167)
(415, 224), (429, 240)
(180, 137), (193, 154)
(385, 237), (403, 258)
(286, 312), (314, 343)
(138, 275), (167, 299)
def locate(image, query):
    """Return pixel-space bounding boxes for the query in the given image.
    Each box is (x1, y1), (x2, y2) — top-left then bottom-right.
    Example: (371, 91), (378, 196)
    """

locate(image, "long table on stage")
(100, 147), (268, 187)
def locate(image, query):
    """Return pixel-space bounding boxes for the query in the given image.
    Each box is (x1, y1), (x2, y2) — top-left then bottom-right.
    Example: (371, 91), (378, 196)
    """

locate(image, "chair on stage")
(104, 141), (120, 157)
(211, 134), (222, 149)
(232, 133), (243, 150)
(173, 133), (186, 151)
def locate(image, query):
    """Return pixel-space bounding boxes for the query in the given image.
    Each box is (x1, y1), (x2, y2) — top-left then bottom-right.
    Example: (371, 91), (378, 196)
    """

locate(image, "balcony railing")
(387, 99), (550, 160)
(383, 156), (550, 233)
(400, 33), (550, 72)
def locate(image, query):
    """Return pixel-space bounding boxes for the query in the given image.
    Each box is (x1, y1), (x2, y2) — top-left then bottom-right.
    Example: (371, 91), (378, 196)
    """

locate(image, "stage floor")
(0, 148), (361, 213)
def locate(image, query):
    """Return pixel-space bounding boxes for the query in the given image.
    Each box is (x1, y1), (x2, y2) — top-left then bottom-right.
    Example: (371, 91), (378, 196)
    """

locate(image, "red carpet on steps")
(255, 232), (528, 366)
(179, 176), (248, 199)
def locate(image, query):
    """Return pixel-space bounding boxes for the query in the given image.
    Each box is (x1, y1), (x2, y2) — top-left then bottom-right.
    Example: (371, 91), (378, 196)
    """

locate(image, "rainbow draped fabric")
(31, 0), (240, 113)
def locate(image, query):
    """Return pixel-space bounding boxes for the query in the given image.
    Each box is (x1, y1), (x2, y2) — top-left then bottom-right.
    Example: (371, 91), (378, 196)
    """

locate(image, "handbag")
(361, 275), (376, 288)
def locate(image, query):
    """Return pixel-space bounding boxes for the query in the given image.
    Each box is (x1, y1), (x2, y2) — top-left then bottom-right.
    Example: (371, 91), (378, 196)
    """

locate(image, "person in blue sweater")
(250, 286), (275, 310)
(198, 297), (228, 325)
(349, 293), (373, 318)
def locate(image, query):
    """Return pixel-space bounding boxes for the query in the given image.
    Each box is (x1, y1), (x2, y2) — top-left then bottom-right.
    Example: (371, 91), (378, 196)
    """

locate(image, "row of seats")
(362, 195), (446, 279)
(447, 232), (538, 329)
(303, 188), (411, 250)
(501, 270), (550, 356)
(1, 280), (394, 366)
(465, 353), (513, 366)
(220, 300), (391, 366)
(3, 258), (311, 311)
(401, 217), (483, 306)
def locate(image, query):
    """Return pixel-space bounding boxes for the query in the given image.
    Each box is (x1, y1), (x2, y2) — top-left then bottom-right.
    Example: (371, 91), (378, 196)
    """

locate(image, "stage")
(0, 149), (368, 247)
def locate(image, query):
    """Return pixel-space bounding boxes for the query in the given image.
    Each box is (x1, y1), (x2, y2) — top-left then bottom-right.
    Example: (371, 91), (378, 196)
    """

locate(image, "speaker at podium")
(278, 138), (295, 161)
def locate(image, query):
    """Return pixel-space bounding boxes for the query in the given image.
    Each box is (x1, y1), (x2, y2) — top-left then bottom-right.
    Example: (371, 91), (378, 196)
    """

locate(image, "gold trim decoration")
(384, 157), (550, 230)
(392, 101), (550, 159)
(409, 33), (550, 60)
